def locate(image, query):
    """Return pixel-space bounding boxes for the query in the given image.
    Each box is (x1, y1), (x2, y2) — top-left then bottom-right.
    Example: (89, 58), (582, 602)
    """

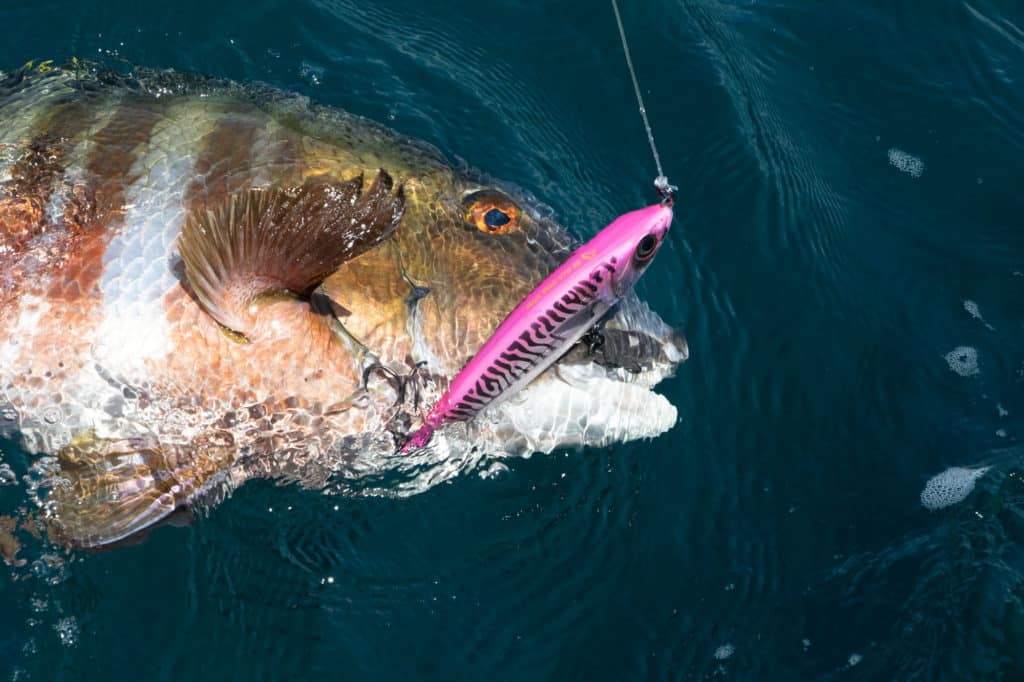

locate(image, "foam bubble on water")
(945, 346), (980, 376)
(996, 429), (1007, 438)
(299, 61), (324, 87)
(920, 466), (991, 510)
(0, 462), (15, 485)
(53, 617), (78, 647)
(997, 403), (1008, 417)
(478, 461), (509, 480)
(963, 300), (996, 330)
(29, 553), (68, 586)
(848, 653), (863, 667)
(888, 148), (925, 177)
(714, 643), (735, 660)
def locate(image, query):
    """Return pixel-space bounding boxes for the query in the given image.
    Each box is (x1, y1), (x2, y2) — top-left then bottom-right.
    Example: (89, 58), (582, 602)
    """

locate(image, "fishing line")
(610, 0), (677, 203)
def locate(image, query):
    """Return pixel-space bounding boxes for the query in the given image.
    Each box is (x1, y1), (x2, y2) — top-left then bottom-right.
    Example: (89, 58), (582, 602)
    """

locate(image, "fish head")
(321, 161), (686, 456)
(395, 176), (586, 373)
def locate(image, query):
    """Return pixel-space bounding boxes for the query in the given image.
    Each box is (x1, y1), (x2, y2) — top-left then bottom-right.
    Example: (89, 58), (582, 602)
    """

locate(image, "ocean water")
(1, 0), (1023, 680)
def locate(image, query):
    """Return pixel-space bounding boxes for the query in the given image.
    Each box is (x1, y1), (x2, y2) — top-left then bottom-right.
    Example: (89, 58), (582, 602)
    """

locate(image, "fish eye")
(463, 190), (519, 234)
(635, 233), (658, 261)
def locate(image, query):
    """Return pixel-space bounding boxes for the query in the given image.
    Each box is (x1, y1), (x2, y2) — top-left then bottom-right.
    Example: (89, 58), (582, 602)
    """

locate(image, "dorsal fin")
(178, 170), (405, 335)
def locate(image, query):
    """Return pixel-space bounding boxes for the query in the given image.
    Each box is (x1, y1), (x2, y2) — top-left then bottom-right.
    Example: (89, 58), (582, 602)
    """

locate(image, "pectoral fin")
(48, 432), (235, 548)
(177, 170), (405, 337)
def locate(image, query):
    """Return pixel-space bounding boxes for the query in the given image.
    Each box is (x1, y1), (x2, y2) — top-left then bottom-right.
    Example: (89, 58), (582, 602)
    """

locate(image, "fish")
(0, 61), (688, 549)
(402, 202), (673, 451)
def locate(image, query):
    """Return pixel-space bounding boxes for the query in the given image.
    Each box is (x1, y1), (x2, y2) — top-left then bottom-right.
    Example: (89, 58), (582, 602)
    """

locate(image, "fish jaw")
(494, 372), (679, 454)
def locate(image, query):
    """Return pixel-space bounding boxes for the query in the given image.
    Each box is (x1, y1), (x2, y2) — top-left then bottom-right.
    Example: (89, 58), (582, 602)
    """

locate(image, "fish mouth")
(480, 292), (687, 455)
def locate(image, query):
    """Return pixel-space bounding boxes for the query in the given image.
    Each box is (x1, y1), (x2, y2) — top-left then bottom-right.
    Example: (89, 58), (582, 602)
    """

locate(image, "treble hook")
(363, 360), (429, 411)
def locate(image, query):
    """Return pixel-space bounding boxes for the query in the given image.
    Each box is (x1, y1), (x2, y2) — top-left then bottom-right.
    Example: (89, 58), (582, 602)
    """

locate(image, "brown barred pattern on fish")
(0, 61), (687, 549)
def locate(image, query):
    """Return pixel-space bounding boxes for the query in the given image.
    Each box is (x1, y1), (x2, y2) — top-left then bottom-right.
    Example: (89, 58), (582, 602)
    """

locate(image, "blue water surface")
(1, 0), (1023, 680)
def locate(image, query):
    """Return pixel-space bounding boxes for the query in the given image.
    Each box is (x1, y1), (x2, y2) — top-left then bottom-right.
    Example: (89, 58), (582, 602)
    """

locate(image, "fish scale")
(95, 105), (211, 375)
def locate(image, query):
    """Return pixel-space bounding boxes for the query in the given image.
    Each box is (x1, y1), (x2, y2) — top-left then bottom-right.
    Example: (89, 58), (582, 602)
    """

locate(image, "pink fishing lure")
(401, 202), (673, 452)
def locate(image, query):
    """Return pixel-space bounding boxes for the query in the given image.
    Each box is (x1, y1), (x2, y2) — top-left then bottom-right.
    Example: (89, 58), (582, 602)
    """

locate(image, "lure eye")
(635, 233), (658, 261)
(464, 190), (519, 234)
